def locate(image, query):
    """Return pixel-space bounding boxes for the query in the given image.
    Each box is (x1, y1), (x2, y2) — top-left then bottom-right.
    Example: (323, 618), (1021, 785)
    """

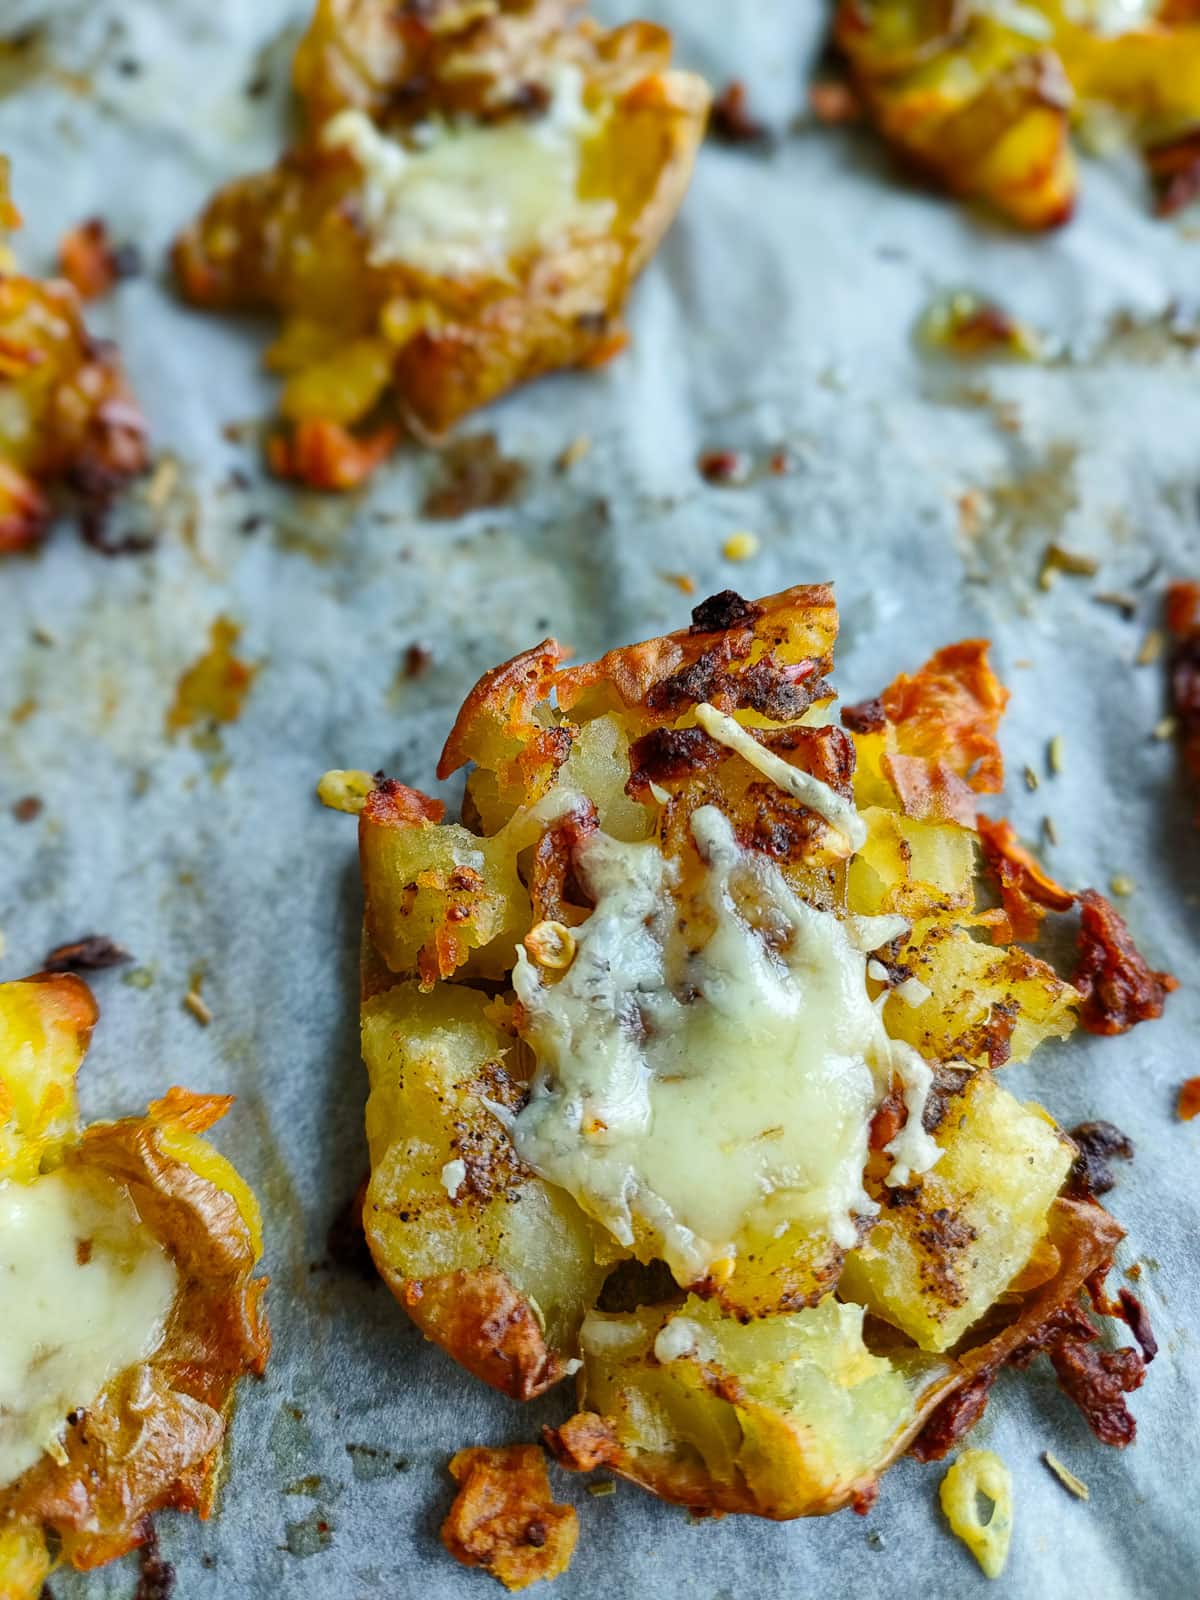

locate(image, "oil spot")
(283, 1508), (335, 1558)
(165, 617), (259, 741)
(346, 1442), (409, 1481)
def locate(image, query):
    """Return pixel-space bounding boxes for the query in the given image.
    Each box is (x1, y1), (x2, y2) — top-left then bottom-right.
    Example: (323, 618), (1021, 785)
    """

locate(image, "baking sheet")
(1, 2), (1198, 1595)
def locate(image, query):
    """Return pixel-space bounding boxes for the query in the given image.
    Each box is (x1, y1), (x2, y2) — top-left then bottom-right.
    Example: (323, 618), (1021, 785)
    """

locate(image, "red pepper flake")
(697, 448), (751, 486)
(11, 794), (42, 822)
(709, 81), (768, 144)
(1072, 889), (1177, 1035)
(1178, 1076), (1200, 1121)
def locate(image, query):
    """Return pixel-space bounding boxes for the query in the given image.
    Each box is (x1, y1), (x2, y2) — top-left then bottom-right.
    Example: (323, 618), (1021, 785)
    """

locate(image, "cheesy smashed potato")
(0, 974), (269, 1599)
(836, 0), (1200, 228)
(339, 583), (1153, 1538)
(173, 0), (709, 489)
(0, 160), (147, 552)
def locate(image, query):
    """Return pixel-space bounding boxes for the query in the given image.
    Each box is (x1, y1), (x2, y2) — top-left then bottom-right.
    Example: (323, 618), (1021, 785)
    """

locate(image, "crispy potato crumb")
(1178, 1077), (1200, 1122)
(940, 1449), (1013, 1579)
(722, 530), (760, 562)
(1042, 1450), (1089, 1501)
(442, 1445), (578, 1592)
(317, 769), (377, 815)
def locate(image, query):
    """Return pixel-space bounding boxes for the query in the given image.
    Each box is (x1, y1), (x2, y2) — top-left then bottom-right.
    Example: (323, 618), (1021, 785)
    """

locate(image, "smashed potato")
(0, 160), (147, 552)
(0, 975), (268, 1600)
(174, 0), (709, 488)
(342, 583), (1157, 1531)
(836, 0), (1200, 228)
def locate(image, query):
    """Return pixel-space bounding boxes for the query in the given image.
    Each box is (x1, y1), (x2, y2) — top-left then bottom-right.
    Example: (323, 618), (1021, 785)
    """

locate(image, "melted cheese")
(322, 65), (614, 277)
(693, 704), (867, 853)
(0, 1168), (178, 1489)
(511, 806), (940, 1286)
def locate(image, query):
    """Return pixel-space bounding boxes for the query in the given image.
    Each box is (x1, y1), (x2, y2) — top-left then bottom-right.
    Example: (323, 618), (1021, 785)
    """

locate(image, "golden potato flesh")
(0, 977), (268, 1600)
(839, 1070), (1074, 1351)
(562, 1295), (953, 1518)
(348, 583), (1145, 1520)
(173, 0), (710, 485)
(362, 979), (607, 1396)
(836, 0), (1200, 228)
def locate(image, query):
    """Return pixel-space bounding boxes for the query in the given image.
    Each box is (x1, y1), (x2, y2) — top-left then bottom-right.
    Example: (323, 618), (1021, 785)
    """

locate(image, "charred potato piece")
(836, 0), (1200, 228)
(840, 1070), (1074, 1351)
(173, 0), (709, 485)
(0, 161), (146, 551)
(0, 978), (268, 1600)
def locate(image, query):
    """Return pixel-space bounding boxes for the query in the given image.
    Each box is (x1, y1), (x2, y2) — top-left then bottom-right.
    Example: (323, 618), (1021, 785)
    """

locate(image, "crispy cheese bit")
(940, 1449), (1013, 1580)
(694, 701), (866, 851)
(920, 292), (1042, 362)
(441, 1445), (578, 1592)
(317, 769), (377, 815)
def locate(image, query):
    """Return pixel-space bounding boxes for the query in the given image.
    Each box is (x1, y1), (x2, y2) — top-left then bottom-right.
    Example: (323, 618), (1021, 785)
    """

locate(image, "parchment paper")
(0, 2), (1197, 1595)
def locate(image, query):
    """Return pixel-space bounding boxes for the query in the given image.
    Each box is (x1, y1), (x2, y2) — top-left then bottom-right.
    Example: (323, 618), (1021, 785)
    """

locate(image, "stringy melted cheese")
(322, 65), (614, 277)
(0, 1168), (178, 1489)
(512, 805), (941, 1286)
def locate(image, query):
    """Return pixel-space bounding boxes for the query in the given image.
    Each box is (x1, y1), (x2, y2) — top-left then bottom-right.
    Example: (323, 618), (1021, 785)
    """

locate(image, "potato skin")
(173, 0), (710, 477)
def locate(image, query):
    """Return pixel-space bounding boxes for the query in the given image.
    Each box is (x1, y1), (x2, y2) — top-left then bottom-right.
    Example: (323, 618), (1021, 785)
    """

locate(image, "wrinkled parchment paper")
(1, 2), (1197, 1595)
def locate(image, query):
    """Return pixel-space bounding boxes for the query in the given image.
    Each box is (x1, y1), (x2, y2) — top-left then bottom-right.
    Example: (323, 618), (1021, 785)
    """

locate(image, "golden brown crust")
(441, 1443), (578, 1591)
(399, 1268), (567, 1399)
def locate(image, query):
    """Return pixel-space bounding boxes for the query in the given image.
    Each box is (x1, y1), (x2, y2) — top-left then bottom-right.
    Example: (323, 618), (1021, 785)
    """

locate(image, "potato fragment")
(840, 1071), (1074, 1351)
(442, 1445), (578, 1592)
(555, 1295), (954, 1518)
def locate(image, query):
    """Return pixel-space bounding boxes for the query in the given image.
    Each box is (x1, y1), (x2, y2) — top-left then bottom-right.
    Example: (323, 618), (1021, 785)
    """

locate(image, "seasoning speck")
(1153, 715), (1178, 741)
(557, 435), (591, 472)
(1042, 1450), (1090, 1501)
(1023, 765), (1039, 792)
(11, 795), (42, 822)
(587, 1480), (616, 1497)
(183, 987), (213, 1027)
(1109, 874), (1135, 897)
(1047, 734), (1065, 775)
(1042, 815), (1059, 847)
(1136, 628), (1164, 666)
